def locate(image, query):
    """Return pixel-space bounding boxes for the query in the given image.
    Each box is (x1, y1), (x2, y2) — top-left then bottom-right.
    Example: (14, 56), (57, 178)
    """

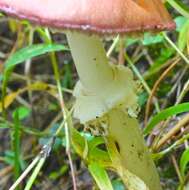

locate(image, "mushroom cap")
(0, 0), (175, 34)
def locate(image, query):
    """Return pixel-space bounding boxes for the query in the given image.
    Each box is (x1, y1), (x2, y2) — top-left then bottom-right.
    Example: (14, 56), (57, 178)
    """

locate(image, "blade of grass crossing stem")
(88, 163), (114, 190)
(24, 157), (46, 190)
(144, 103), (189, 135)
(12, 110), (21, 190)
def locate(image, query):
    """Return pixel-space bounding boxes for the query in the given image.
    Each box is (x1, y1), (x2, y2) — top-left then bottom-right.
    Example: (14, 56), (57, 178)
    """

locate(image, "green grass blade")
(180, 148), (189, 176)
(144, 103), (189, 135)
(12, 110), (21, 190)
(88, 162), (114, 190)
(167, 0), (189, 18)
(24, 157), (46, 190)
(4, 44), (68, 70)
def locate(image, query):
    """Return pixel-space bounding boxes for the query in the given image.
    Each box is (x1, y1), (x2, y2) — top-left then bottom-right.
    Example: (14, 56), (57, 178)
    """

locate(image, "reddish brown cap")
(0, 0), (175, 34)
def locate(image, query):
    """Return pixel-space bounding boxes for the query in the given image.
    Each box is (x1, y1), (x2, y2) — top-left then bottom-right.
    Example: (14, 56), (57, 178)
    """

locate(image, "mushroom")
(0, 1), (175, 190)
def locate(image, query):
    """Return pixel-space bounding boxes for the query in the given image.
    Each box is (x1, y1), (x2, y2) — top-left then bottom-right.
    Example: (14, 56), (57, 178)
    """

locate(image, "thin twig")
(171, 155), (184, 184)
(163, 33), (189, 65)
(144, 58), (180, 127)
(155, 113), (189, 150)
(0, 166), (12, 178)
(106, 35), (119, 57)
(154, 133), (189, 160)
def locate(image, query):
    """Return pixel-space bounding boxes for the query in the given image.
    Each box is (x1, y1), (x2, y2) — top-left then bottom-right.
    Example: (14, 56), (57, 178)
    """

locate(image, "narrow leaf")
(144, 103), (189, 135)
(12, 110), (22, 190)
(88, 163), (113, 190)
(180, 148), (189, 176)
(167, 0), (189, 18)
(178, 20), (189, 51)
(4, 44), (68, 70)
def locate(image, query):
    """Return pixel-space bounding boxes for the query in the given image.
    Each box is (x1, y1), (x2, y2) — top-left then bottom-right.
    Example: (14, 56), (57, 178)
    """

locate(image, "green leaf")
(0, 122), (9, 129)
(88, 162), (114, 190)
(178, 20), (189, 51)
(71, 127), (111, 167)
(138, 92), (148, 107)
(4, 44), (68, 70)
(142, 33), (164, 45)
(4, 150), (15, 166)
(144, 48), (175, 79)
(175, 16), (188, 32)
(49, 165), (68, 180)
(144, 103), (189, 135)
(88, 137), (105, 152)
(70, 127), (86, 157)
(125, 37), (139, 47)
(12, 110), (22, 183)
(13, 106), (31, 120)
(3, 150), (26, 170)
(180, 148), (189, 176)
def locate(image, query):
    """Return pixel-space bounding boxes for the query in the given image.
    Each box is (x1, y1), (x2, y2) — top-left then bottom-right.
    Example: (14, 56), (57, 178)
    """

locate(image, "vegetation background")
(0, 1), (189, 190)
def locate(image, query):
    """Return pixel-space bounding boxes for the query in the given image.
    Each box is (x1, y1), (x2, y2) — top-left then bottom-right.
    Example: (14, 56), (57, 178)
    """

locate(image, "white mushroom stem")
(67, 32), (162, 190)
(107, 109), (161, 190)
(66, 32), (114, 91)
